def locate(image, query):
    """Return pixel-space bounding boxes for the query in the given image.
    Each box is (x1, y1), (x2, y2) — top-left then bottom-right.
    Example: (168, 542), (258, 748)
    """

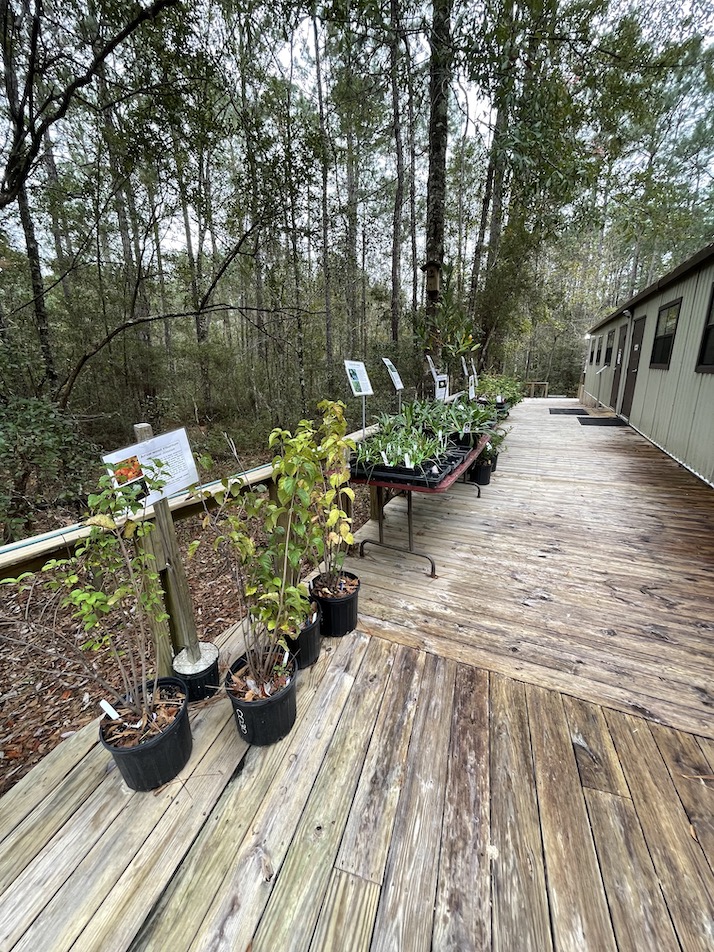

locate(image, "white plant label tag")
(100, 699), (121, 720)
(381, 451), (389, 466)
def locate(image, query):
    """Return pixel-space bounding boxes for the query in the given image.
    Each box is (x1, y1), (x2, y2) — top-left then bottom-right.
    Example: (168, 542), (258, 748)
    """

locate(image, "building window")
(696, 284), (714, 373)
(589, 339), (595, 364)
(605, 329), (614, 365)
(650, 298), (681, 369)
(596, 336), (603, 363)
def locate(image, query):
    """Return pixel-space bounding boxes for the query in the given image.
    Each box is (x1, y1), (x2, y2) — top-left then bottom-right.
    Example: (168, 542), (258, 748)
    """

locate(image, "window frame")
(650, 297), (682, 370)
(695, 282), (714, 374)
(604, 329), (614, 366)
(589, 339), (596, 364)
(595, 335), (603, 364)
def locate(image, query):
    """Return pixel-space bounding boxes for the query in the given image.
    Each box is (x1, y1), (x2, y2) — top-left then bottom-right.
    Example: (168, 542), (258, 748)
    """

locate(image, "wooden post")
(134, 423), (201, 666)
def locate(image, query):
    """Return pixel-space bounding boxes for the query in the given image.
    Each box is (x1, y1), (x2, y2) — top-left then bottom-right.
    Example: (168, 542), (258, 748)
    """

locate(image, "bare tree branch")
(0, 0), (179, 209)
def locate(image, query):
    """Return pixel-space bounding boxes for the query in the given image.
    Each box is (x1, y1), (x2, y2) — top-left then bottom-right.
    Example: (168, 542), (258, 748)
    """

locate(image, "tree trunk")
(389, 0), (405, 343)
(42, 130), (74, 307)
(403, 33), (419, 321)
(313, 12), (334, 387)
(17, 182), (57, 388)
(345, 122), (359, 354)
(424, 0), (453, 355)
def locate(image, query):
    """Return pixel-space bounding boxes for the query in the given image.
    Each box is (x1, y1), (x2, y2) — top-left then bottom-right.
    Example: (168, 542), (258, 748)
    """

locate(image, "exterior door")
(620, 317), (646, 418)
(609, 324), (628, 409)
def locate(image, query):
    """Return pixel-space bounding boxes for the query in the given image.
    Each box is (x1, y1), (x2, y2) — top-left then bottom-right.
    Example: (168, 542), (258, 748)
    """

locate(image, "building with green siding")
(582, 243), (714, 487)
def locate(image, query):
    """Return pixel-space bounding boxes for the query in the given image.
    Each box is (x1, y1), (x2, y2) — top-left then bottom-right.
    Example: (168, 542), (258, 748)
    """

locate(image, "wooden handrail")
(1, 425), (377, 578)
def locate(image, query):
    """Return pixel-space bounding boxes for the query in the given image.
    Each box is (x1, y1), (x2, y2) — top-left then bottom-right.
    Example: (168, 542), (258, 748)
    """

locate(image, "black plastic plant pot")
(469, 461), (492, 486)
(311, 571), (360, 637)
(286, 607), (322, 669)
(99, 677), (192, 792)
(491, 453), (499, 473)
(225, 656), (297, 746)
(172, 642), (220, 702)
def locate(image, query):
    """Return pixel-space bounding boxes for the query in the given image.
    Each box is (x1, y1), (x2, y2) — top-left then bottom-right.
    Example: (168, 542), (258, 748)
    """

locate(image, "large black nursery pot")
(286, 605), (322, 669)
(311, 571), (360, 638)
(99, 676), (192, 792)
(226, 655), (297, 746)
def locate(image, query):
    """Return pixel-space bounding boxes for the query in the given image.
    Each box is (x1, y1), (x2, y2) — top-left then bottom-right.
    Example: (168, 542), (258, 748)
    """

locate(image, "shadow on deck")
(1, 398), (713, 951)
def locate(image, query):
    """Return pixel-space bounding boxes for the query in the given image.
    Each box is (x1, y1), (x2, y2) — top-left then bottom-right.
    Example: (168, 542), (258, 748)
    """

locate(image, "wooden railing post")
(134, 424), (200, 668)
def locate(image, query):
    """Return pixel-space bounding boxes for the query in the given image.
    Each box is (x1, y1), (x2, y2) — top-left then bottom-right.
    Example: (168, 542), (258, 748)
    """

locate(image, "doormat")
(578, 417), (628, 426)
(549, 408), (589, 415)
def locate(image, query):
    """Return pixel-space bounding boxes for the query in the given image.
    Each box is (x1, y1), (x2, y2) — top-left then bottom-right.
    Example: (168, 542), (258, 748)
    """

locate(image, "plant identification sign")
(102, 427), (198, 507)
(382, 357), (404, 391)
(344, 360), (373, 396)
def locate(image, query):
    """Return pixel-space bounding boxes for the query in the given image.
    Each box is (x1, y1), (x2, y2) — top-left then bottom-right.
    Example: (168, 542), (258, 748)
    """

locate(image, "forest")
(1, 0), (713, 541)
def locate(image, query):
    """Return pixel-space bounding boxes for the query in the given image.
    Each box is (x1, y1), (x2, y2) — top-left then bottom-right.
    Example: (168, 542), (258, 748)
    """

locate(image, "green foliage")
(476, 374), (524, 407)
(417, 265), (479, 366)
(356, 396), (496, 468)
(196, 400), (355, 688)
(7, 467), (170, 720)
(0, 399), (99, 543)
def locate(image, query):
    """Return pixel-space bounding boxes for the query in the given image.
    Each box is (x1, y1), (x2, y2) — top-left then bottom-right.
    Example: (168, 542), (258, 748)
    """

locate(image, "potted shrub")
(197, 481), (300, 746)
(308, 400), (360, 637)
(197, 413), (335, 744)
(4, 470), (193, 792)
(265, 418), (325, 668)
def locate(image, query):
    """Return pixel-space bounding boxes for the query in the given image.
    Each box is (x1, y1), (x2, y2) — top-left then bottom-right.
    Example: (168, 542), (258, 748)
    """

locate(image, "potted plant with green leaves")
(308, 400), (359, 637)
(3, 469), (193, 792)
(197, 481), (301, 746)
(266, 418), (324, 668)
(195, 414), (332, 744)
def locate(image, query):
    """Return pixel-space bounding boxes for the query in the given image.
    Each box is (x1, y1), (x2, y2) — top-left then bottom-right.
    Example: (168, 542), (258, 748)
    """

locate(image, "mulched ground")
(0, 487), (371, 796)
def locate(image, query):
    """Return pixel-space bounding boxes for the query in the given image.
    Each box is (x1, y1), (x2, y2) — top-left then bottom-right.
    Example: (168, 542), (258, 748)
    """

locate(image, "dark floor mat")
(578, 417), (628, 426)
(549, 408), (589, 415)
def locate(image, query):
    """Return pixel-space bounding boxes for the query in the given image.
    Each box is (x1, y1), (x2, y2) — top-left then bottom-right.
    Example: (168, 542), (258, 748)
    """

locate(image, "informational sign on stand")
(102, 427), (198, 507)
(344, 360), (373, 396)
(382, 357), (404, 412)
(344, 360), (373, 437)
(382, 357), (404, 391)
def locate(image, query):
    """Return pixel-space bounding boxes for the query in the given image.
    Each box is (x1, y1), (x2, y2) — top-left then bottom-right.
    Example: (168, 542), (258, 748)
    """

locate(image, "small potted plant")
(308, 400), (360, 637)
(4, 469), (193, 792)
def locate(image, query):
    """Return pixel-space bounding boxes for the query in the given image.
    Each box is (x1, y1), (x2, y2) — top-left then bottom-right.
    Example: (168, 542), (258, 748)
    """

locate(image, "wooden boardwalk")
(1, 397), (713, 951)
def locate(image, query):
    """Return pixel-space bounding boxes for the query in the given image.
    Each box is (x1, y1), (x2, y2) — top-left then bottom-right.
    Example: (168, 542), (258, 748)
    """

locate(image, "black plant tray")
(350, 457), (451, 487)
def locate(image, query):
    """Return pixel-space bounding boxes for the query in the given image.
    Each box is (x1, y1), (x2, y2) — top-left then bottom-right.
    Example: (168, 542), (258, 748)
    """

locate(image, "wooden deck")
(1, 397), (713, 951)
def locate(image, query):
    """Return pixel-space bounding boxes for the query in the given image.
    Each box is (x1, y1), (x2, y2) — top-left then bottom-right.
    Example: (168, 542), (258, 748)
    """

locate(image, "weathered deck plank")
(585, 787), (681, 952)
(561, 694), (629, 797)
(605, 710), (714, 951)
(335, 644), (425, 884)
(129, 640), (340, 952)
(490, 673), (553, 952)
(433, 665), (491, 951)
(650, 724), (714, 872)
(527, 685), (617, 952)
(370, 654), (455, 952)
(309, 869), (380, 952)
(252, 637), (396, 951)
(186, 633), (370, 952)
